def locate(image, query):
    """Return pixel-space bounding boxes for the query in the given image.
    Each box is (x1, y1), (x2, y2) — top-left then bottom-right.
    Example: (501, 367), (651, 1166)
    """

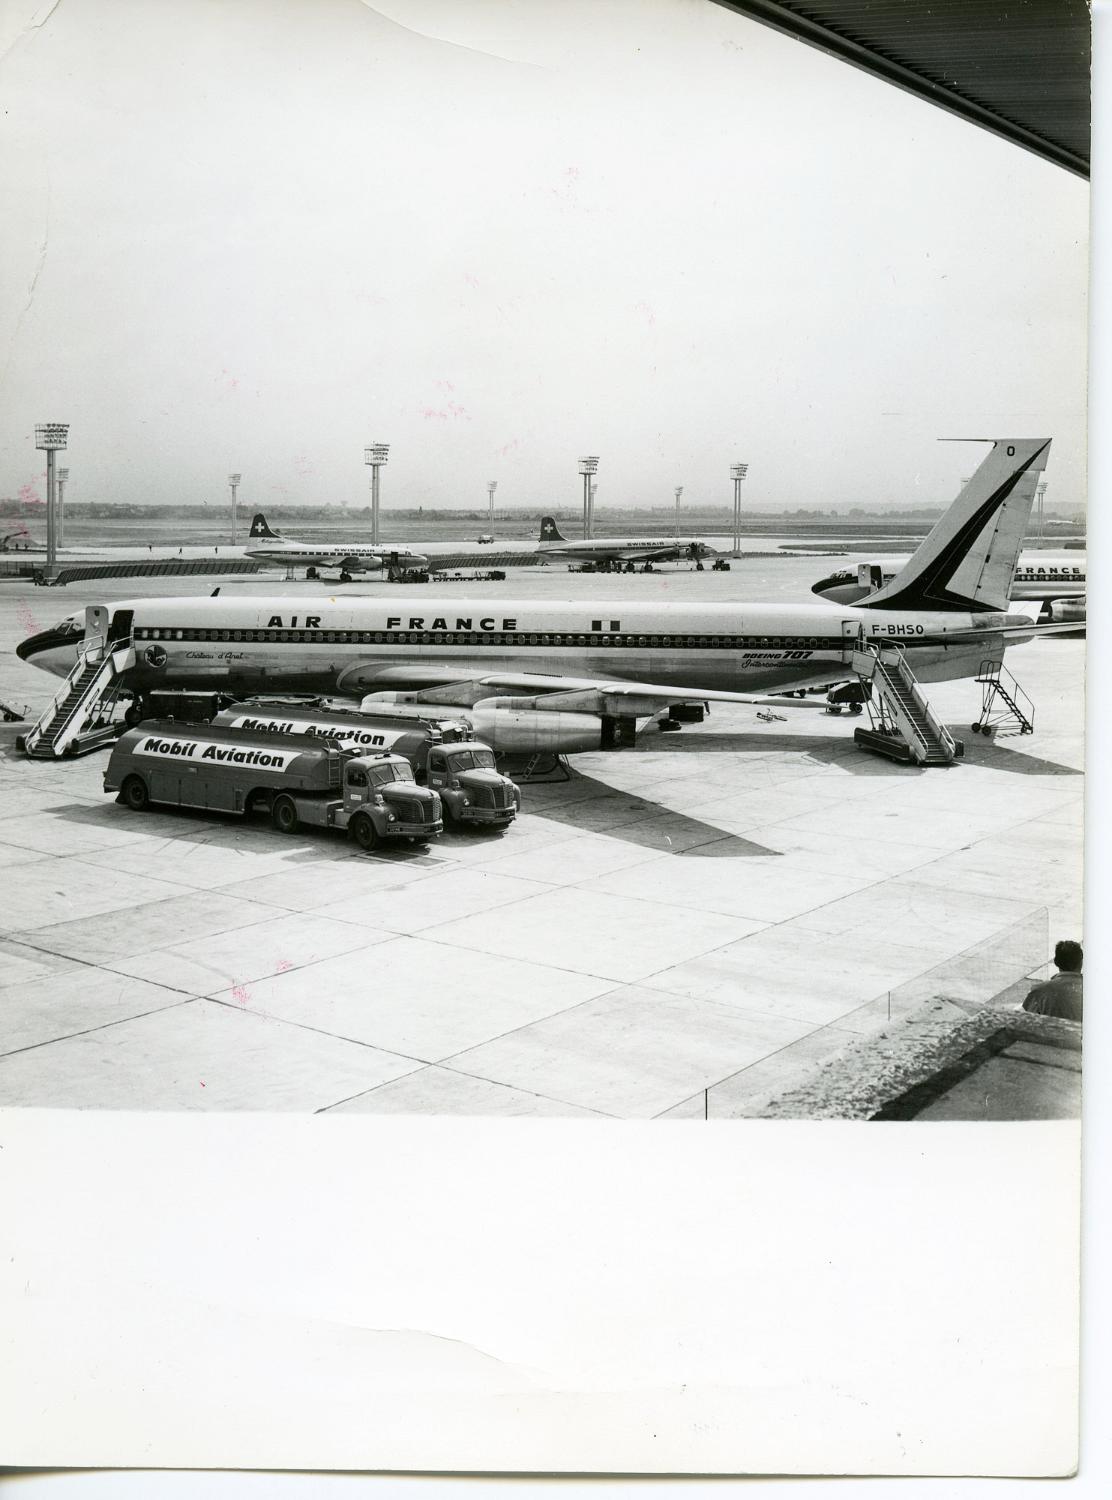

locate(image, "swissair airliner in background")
(244, 513), (429, 578)
(536, 516), (715, 567)
(18, 439), (1060, 754)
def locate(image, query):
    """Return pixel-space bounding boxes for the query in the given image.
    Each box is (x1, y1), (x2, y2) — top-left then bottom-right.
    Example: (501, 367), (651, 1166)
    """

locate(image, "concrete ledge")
(728, 1000), (1082, 1120)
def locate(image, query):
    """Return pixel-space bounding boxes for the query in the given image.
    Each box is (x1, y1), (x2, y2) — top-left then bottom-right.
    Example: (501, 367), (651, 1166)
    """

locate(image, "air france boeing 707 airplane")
(18, 439), (1056, 754)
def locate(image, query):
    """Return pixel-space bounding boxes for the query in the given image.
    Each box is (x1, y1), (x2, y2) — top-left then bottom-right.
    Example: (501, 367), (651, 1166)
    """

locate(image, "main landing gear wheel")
(340, 570), (353, 583)
(121, 775), (150, 812)
(271, 795), (300, 834)
(124, 700), (145, 728)
(350, 813), (378, 851)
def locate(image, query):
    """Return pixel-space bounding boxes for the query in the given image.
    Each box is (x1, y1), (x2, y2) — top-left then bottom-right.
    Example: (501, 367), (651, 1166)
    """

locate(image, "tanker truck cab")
(333, 753), (444, 848)
(425, 741), (521, 829)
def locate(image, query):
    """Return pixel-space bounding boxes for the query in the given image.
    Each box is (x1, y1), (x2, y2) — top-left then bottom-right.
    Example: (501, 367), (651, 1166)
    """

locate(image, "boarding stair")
(850, 643), (962, 767)
(972, 659), (1035, 737)
(497, 750), (571, 783)
(19, 638), (134, 759)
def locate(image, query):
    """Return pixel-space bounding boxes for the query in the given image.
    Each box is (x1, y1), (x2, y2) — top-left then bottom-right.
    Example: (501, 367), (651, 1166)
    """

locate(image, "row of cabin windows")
(135, 627), (836, 650)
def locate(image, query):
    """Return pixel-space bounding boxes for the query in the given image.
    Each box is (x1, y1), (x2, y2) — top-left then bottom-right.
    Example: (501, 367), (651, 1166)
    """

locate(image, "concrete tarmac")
(0, 565), (1085, 1117)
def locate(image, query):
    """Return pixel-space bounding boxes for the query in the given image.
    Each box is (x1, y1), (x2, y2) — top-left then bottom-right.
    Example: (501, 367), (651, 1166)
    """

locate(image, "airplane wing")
(610, 545), (686, 563)
(344, 663), (828, 714)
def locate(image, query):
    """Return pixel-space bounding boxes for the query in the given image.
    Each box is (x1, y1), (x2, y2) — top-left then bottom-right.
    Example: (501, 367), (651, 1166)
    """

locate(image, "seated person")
(1023, 939), (1083, 1023)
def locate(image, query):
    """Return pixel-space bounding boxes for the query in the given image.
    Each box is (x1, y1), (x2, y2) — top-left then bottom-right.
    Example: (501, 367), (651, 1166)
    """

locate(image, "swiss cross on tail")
(539, 516), (568, 542)
(248, 513), (281, 540)
(861, 438), (1052, 613)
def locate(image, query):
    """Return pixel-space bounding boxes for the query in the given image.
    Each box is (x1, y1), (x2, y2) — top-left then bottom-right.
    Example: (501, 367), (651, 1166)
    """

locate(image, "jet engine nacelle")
(1048, 596), (1087, 624)
(358, 689), (603, 752)
(468, 698), (603, 753)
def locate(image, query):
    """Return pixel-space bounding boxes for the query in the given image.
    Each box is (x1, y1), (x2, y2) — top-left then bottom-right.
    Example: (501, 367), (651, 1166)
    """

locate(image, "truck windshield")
(368, 763), (407, 787)
(447, 749), (496, 771)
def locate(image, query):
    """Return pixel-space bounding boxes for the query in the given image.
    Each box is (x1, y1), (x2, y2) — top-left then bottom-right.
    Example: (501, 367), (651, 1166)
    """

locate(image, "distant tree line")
(0, 497), (1085, 523)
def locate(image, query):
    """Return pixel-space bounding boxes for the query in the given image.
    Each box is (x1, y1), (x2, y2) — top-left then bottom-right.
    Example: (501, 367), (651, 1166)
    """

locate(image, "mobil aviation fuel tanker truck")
(104, 721), (443, 848)
(211, 699), (521, 829)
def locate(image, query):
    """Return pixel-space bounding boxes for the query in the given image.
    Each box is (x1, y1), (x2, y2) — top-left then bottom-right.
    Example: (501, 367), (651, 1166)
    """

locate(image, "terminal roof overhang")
(712, 0), (1091, 178)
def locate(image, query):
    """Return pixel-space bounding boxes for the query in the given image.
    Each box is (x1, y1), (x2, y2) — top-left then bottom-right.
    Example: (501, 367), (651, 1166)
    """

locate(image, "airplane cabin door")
(84, 604), (109, 643)
(841, 619), (865, 666)
(108, 609), (134, 644)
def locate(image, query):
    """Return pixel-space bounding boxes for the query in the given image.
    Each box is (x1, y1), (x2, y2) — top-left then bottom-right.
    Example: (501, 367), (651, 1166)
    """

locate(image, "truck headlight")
(387, 813), (396, 822)
(460, 796), (470, 807)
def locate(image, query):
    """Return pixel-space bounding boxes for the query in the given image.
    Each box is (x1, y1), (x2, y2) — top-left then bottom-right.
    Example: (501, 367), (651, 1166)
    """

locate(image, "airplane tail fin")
(539, 515), (568, 543)
(862, 439), (1052, 613)
(248, 513), (280, 539)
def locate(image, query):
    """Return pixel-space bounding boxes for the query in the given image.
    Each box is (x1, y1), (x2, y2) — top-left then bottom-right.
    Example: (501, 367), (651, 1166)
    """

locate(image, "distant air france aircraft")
(19, 439), (1059, 754)
(812, 552), (1085, 608)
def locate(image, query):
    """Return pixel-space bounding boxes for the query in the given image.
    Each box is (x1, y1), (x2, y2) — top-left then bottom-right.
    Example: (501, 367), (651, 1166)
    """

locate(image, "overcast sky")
(0, 0), (1090, 515)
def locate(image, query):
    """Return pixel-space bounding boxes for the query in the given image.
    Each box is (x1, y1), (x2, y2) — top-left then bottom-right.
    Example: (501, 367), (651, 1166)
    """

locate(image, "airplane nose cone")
(16, 624), (79, 664)
(811, 575), (838, 596)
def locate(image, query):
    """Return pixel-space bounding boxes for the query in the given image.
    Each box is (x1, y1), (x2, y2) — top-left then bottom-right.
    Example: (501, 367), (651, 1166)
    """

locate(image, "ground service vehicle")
(103, 721), (443, 848)
(213, 700), (521, 828)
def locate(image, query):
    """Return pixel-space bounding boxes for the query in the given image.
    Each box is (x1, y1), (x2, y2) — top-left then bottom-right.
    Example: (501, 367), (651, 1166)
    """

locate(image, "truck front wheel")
(350, 813), (378, 851)
(121, 774), (150, 812)
(271, 795), (300, 834)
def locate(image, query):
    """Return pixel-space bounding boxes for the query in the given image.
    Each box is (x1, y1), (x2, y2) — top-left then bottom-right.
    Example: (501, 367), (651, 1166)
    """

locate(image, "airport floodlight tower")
(1036, 480), (1049, 543)
(34, 423), (68, 571)
(730, 462), (749, 554)
(228, 473), (242, 546)
(674, 485), (683, 541)
(578, 455), (598, 539)
(364, 443), (390, 545)
(487, 480), (498, 532)
(56, 467), (69, 549)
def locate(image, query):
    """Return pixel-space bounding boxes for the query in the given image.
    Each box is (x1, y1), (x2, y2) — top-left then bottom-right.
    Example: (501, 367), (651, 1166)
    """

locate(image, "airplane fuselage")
(20, 595), (1029, 700)
(245, 542), (428, 571)
(539, 538), (710, 563)
(813, 553), (1085, 605)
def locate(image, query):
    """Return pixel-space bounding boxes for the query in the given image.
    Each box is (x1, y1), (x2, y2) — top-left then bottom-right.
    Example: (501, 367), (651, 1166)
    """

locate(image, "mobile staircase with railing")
(972, 659), (1035, 737)
(850, 642), (963, 767)
(18, 638), (135, 759)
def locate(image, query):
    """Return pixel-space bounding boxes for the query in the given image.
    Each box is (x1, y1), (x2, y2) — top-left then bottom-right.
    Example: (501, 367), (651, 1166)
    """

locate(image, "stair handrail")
(23, 636), (119, 753)
(998, 660), (1035, 727)
(890, 646), (957, 760)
